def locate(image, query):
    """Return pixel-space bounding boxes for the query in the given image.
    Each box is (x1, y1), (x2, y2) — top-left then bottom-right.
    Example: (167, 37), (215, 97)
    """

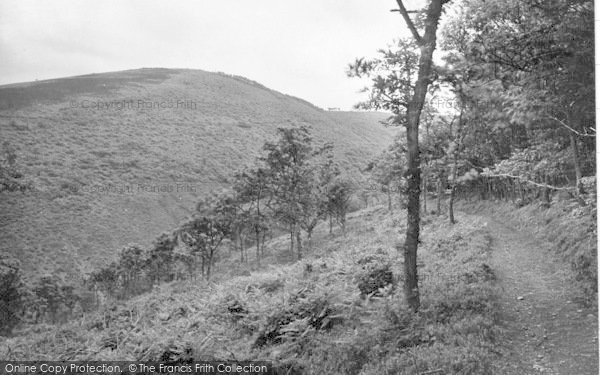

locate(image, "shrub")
(32, 275), (80, 324)
(253, 292), (341, 348)
(0, 256), (28, 335)
(357, 263), (393, 297)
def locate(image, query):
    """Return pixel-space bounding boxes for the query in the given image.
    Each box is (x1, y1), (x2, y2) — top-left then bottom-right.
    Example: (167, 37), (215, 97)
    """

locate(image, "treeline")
(1, 126), (356, 335)
(1, 257), (83, 335)
(347, 0), (594, 311)
(353, 0), (595, 223)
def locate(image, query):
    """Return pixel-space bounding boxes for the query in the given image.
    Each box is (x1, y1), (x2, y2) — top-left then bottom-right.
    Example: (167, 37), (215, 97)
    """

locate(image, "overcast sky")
(0, 0), (416, 110)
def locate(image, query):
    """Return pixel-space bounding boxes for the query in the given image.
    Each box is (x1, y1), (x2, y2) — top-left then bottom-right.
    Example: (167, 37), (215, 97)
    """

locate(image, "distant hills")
(0, 68), (393, 280)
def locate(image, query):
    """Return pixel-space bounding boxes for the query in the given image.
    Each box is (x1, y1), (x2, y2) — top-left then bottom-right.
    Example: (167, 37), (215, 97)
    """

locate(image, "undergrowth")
(1, 207), (499, 374)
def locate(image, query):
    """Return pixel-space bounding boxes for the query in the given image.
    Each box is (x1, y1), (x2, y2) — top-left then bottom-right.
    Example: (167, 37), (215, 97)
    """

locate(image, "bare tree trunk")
(260, 231), (267, 257)
(422, 170), (428, 215)
(238, 231), (245, 263)
(448, 186), (456, 224)
(436, 176), (443, 214)
(255, 228), (261, 265)
(543, 174), (551, 203)
(289, 227), (294, 255)
(329, 214), (333, 235)
(296, 231), (302, 260)
(206, 255), (212, 281)
(395, 0), (446, 312)
(448, 99), (464, 224)
(569, 132), (584, 195)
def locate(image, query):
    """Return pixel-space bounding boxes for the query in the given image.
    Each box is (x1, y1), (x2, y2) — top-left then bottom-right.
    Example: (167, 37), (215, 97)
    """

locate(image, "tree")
(32, 275), (79, 323)
(261, 126), (315, 260)
(146, 232), (176, 283)
(177, 194), (232, 280)
(441, 0), (594, 199)
(349, 0), (449, 311)
(298, 142), (338, 246)
(116, 244), (147, 295)
(368, 141), (406, 214)
(326, 177), (354, 234)
(420, 110), (451, 215)
(233, 167), (271, 263)
(88, 262), (119, 300)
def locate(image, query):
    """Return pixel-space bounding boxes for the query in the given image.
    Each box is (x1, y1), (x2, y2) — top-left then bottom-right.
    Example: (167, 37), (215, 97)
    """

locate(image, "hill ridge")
(0, 68), (327, 113)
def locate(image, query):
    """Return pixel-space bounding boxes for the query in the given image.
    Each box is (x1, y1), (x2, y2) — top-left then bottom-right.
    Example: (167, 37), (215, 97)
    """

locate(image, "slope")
(0, 68), (393, 280)
(2, 205), (500, 374)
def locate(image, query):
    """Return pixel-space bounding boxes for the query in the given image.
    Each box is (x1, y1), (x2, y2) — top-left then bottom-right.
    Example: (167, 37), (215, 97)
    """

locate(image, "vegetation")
(0, 0), (595, 372)
(0, 69), (392, 285)
(0, 141), (30, 193)
(2, 207), (502, 374)
(350, 0), (594, 311)
(0, 255), (28, 335)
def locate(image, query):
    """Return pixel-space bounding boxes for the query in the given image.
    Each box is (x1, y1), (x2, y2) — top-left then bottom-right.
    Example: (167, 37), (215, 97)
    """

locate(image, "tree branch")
(482, 173), (575, 191)
(395, 0), (423, 44)
(547, 115), (595, 138)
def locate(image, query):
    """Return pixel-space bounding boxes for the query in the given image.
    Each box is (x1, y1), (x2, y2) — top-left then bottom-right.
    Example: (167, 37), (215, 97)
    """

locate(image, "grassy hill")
(0, 68), (393, 281)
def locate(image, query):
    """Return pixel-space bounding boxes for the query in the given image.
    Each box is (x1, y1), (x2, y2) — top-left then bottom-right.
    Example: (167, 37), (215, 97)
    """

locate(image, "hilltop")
(0, 68), (393, 280)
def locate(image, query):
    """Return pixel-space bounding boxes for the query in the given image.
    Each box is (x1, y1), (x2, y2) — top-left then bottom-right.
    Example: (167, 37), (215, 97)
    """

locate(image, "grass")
(0, 68), (393, 283)
(1, 205), (501, 374)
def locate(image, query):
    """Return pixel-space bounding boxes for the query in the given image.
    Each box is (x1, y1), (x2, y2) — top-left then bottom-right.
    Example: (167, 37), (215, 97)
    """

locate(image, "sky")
(0, 0), (417, 110)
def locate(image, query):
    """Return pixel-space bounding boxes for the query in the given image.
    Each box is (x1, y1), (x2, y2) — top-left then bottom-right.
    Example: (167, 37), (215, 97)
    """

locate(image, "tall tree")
(397, 0), (449, 311)
(349, 0), (448, 310)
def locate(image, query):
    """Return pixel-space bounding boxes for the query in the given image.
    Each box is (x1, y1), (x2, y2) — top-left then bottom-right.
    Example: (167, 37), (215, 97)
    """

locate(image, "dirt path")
(472, 214), (598, 374)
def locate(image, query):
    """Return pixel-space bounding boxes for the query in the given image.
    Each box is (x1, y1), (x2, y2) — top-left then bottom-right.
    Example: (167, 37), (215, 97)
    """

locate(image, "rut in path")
(473, 213), (599, 374)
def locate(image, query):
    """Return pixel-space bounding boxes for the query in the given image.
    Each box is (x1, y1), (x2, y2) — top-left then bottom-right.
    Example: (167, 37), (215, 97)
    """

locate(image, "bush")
(357, 263), (393, 297)
(0, 256), (28, 335)
(32, 275), (80, 324)
(253, 292), (341, 348)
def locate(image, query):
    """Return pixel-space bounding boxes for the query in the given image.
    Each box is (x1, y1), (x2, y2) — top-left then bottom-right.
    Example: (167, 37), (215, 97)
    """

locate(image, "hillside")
(2, 204), (502, 374)
(0, 68), (393, 280)
(2, 199), (596, 373)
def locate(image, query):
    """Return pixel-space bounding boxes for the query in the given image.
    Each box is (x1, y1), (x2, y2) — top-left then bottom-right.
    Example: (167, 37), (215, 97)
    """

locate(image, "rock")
(517, 296), (524, 300)
(158, 312), (170, 321)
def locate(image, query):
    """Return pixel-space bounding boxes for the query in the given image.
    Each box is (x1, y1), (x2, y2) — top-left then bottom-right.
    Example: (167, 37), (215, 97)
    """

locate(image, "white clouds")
(0, 0), (410, 109)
